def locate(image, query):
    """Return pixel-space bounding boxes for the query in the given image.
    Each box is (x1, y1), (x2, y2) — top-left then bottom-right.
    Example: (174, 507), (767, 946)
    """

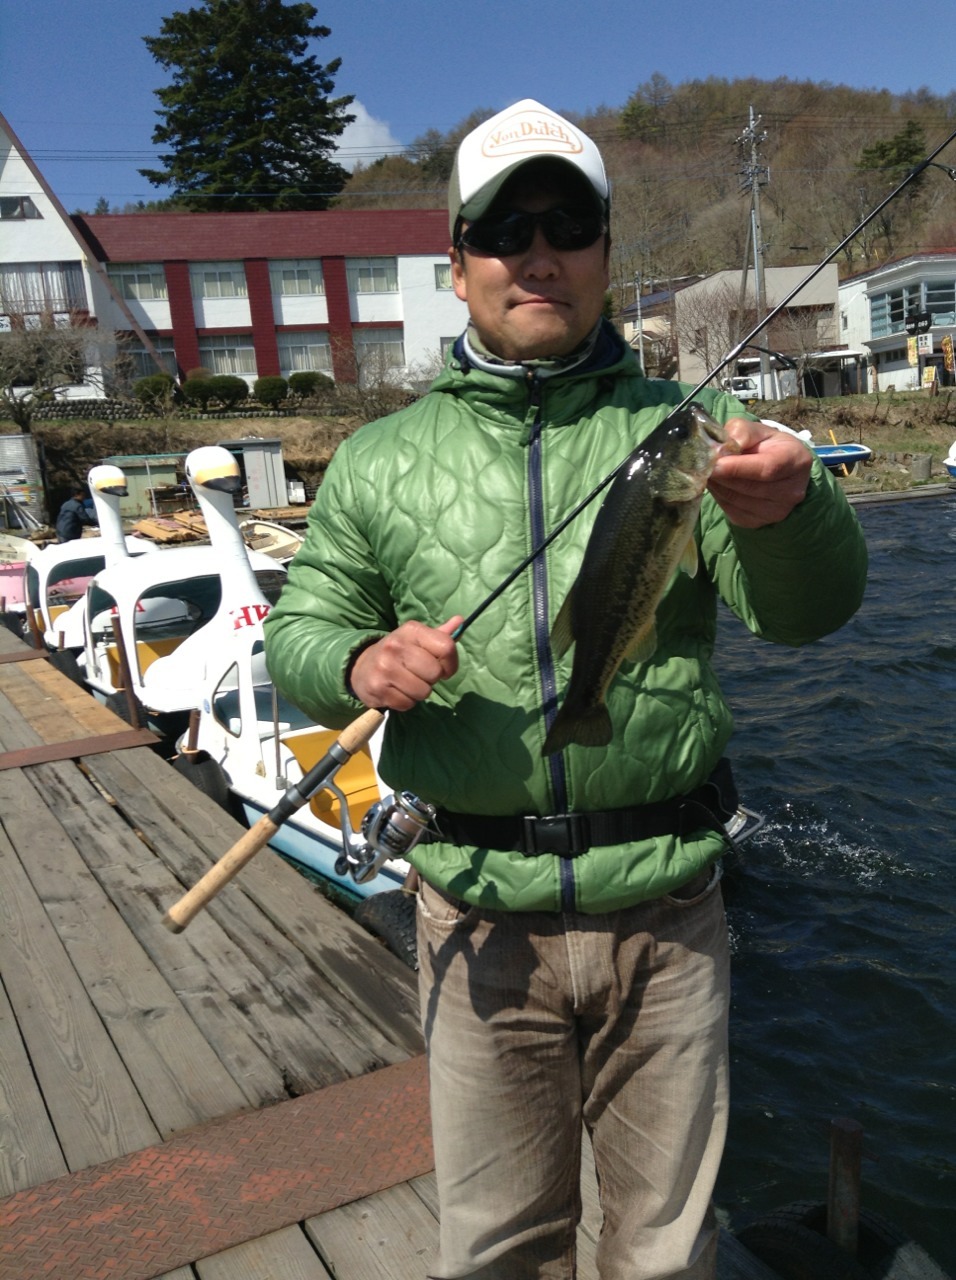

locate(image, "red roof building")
(1, 109), (466, 393)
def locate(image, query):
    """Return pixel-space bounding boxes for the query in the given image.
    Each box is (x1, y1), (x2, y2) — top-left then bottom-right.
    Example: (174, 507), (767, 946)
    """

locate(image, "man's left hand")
(708, 418), (813, 529)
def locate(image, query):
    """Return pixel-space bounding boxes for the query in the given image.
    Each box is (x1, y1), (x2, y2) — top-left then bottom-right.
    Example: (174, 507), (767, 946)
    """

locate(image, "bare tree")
(0, 314), (104, 431)
(673, 278), (754, 383)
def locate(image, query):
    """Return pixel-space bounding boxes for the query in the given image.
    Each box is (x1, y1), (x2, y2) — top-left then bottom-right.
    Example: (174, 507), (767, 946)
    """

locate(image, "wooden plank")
(0, 767), (253, 1135)
(195, 1227), (332, 1280)
(4, 661), (106, 741)
(25, 658), (131, 735)
(0, 627), (30, 657)
(0, 647), (49, 664)
(0, 727), (157, 770)
(0, 967), (67, 1194)
(0, 685), (41, 753)
(25, 757), (297, 1103)
(85, 752), (416, 1077)
(42, 755), (402, 1094)
(0, 656), (125, 746)
(304, 1181), (439, 1280)
(0, 809), (160, 1171)
(84, 746), (424, 1056)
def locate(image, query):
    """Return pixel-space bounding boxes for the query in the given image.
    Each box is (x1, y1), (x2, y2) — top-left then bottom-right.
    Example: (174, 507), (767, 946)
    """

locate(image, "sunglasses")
(456, 207), (608, 256)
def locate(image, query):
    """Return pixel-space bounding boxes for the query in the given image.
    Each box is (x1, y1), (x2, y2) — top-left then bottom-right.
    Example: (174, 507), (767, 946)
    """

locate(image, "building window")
(108, 264), (168, 300)
(276, 331), (332, 376)
(270, 260), (325, 296)
(197, 333), (257, 375)
(346, 258), (398, 294)
(118, 334), (178, 380)
(925, 279), (955, 324)
(0, 196), (41, 220)
(190, 263), (247, 298)
(434, 263), (453, 290)
(0, 261), (87, 315)
(870, 285), (921, 337)
(354, 327), (404, 385)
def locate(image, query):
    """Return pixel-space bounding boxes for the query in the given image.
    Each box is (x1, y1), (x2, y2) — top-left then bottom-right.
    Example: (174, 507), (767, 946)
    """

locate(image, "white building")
(1, 110), (467, 399)
(839, 252), (956, 392)
(673, 264), (858, 397)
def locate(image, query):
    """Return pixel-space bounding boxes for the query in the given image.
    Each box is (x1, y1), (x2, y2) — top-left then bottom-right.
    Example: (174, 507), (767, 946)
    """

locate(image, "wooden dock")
(0, 624), (780, 1280)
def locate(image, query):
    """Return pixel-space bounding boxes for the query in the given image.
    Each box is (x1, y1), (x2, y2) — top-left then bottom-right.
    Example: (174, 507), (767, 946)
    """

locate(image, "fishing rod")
(162, 126), (956, 933)
(456, 122), (956, 636)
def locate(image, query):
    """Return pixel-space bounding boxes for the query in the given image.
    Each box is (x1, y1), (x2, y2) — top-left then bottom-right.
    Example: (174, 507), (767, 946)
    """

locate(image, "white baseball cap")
(448, 99), (610, 238)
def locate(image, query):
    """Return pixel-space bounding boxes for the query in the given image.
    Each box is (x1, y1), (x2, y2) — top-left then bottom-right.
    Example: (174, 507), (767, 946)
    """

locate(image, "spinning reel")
(332, 786), (436, 885)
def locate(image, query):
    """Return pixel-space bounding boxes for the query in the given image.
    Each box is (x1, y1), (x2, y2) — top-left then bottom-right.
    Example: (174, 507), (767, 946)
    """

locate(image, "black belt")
(433, 759), (738, 858)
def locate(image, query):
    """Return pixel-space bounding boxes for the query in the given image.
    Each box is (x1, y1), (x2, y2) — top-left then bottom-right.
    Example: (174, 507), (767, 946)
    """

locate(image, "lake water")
(713, 491), (956, 1268)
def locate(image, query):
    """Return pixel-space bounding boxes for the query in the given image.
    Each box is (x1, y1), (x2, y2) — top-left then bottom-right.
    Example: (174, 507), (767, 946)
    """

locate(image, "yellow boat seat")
(105, 635), (186, 687)
(281, 729), (381, 833)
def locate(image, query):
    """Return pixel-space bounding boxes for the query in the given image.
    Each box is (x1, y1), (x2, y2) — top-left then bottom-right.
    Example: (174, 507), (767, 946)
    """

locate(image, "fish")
(541, 402), (740, 756)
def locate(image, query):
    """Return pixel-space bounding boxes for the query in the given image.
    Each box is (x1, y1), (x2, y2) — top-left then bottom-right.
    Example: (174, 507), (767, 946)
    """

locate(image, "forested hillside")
(335, 76), (956, 314)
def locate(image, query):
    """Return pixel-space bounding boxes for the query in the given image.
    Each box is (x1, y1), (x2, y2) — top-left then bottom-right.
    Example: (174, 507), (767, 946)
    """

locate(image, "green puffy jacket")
(264, 327), (867, 913)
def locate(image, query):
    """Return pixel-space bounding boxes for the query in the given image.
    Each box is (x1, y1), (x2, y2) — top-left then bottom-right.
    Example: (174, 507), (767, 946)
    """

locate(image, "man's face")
(450, 175), (610, 362)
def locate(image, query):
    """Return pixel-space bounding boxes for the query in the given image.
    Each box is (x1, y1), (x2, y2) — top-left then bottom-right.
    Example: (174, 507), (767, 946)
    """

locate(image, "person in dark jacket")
(55, 485), (94, 542)
(264, 100), (867, 1279)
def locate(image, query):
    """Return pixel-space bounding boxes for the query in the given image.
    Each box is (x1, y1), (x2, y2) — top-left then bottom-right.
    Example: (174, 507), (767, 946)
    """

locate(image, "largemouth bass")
(541, 402), (740, 756)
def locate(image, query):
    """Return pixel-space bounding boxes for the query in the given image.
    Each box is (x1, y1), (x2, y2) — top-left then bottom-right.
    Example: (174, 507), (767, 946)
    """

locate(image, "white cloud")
(335, 101), (403, 171)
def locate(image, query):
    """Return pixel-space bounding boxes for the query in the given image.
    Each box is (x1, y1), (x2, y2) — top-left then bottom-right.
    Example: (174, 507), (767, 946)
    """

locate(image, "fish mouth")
(694, 408), (742, 457)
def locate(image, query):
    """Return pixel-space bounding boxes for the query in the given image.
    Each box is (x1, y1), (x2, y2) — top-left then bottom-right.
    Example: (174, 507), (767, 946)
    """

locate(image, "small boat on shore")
(944, 441), (956, 479)
(239, 518), (304, 564)
(812, 442), (872, 474)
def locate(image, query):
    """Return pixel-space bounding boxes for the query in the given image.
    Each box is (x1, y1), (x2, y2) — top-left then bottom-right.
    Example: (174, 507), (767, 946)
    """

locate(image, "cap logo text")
(481, 111), (584, 158)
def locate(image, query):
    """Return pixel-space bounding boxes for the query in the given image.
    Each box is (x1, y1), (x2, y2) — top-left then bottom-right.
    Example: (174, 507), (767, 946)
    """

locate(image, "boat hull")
(812, 442), (872, 474)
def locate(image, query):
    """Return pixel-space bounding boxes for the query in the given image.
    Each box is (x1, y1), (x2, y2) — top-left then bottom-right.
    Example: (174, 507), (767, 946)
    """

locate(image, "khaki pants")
(416, 867), (729, 1280)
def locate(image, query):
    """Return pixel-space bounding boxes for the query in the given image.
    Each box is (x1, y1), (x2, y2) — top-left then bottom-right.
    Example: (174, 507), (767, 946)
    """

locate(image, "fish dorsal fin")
(679, 534), (699, 578)
(550, 583), (577, 658)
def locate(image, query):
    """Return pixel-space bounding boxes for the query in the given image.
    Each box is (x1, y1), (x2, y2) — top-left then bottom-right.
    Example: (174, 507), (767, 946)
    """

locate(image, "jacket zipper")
(526, 374), (576, 910)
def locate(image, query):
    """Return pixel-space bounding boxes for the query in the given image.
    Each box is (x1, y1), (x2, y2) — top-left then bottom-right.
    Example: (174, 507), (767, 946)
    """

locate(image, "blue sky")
(2, 0), (953, 210)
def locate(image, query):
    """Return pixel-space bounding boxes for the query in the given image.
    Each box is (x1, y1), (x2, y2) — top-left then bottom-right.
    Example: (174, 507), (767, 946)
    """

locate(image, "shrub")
(289, 370), (334, 398)
(185, 366), (213, 381)
(181, 377), (216, 409)
(207, 375), (249, 408)
(132, 373), (178, 409)
(253, 375), (289, 406)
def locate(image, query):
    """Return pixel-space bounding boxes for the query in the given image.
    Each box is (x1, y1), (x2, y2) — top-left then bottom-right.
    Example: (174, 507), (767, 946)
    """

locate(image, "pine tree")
(140, 0), (355, 211)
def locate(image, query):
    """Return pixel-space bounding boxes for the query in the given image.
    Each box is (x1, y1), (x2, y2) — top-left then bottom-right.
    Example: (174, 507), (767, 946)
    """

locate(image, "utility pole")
(736, 107), (774, 398)
(633, 274), (645, 371)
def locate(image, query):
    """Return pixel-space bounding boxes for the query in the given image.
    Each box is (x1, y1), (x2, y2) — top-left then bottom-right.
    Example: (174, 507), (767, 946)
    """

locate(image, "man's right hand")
(348, 616), (462, 712)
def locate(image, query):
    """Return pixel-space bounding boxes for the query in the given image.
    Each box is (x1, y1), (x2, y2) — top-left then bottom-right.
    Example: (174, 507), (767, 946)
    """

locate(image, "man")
(264, 100), (867, 1279)
(55, 484), (94, 542)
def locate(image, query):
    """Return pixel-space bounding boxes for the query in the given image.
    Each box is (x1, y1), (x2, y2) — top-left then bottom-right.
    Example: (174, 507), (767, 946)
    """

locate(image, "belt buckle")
(522, 813), (590, 856)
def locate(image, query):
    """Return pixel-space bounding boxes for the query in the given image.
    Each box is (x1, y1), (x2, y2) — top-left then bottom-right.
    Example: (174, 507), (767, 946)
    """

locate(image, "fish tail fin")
(542, 701), (613, 756)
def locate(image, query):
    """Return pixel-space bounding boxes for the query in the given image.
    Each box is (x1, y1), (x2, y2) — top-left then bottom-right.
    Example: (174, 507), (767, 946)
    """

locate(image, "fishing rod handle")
(336, 706), (385, 755)
(162, 708), (385, 932)
(163, 811), (280, 932)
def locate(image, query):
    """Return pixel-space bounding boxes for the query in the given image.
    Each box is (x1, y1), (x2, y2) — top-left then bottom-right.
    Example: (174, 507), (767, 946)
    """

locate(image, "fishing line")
(454, 124), (956, 640)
